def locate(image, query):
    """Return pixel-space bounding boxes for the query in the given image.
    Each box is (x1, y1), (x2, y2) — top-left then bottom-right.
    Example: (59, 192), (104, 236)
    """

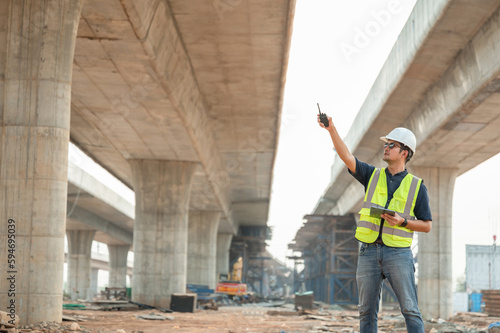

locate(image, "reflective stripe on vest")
(355, 168), (422, 247)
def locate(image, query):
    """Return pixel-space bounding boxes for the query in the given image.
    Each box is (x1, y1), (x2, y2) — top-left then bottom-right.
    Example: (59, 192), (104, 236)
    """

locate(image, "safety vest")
(355, 168), (422, 247)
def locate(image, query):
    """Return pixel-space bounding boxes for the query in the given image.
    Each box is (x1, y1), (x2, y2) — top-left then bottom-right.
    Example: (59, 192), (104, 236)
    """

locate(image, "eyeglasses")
(384, 142), (403, 150)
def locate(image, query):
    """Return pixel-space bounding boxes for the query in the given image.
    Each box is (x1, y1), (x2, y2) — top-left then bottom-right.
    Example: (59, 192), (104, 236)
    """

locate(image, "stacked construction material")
(482, 290), (500, 316)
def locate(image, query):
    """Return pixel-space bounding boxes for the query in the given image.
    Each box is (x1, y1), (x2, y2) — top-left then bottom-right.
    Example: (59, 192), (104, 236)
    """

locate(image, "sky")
(266, 0), (500, 288)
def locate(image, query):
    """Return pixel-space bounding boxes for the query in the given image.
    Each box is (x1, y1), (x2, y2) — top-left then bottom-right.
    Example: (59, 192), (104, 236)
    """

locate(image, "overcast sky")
(266, 0), (500, 287)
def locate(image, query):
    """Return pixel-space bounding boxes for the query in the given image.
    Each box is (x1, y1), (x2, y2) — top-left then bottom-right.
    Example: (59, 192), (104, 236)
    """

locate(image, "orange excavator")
(215, 257), (248, 296)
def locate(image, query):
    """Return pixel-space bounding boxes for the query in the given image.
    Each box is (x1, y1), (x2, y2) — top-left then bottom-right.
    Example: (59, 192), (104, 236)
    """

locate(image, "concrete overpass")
(66, 146), (134, 301)
(311, 0), (500, 320)
(0, 0), (295, 324)
(64, 144), (253, 303)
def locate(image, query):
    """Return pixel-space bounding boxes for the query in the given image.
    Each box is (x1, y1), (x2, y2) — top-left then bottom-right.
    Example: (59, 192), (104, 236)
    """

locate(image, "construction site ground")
(54, 303), (500, 333)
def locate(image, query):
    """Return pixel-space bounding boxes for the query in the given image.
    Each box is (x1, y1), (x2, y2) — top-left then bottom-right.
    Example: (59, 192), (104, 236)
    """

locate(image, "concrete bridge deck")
(67, 145), (134, 247)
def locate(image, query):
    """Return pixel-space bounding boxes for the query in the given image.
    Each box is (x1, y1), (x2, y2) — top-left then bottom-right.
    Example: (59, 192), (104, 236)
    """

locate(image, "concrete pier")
(66, 230), (96, 301)
(130, 160), (197, 308)
(187, 211), (221, 289)
(0, 0), (83, 324)
(90, 268), (100, 297)
(108, 245), (130, 288)
(412, 166), (458, 320)
(217, 233), (234, 279)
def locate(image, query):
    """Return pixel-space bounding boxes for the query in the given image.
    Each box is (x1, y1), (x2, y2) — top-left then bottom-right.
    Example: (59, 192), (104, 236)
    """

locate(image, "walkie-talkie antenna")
(317, 102), (329, 127)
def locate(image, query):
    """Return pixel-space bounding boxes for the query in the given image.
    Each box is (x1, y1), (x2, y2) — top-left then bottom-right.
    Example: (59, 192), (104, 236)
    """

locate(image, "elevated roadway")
(311, 0), (500, 319)
(70, 0), (294, 233)
(65, 148), (134, 301)
(67, 151), (134, 247)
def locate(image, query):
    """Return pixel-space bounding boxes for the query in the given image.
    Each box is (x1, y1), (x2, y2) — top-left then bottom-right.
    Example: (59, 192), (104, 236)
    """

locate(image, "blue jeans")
(356, 243), (424, 333)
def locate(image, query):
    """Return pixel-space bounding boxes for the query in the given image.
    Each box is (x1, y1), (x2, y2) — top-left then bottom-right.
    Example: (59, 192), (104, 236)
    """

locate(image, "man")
(318, 115), (432, 333)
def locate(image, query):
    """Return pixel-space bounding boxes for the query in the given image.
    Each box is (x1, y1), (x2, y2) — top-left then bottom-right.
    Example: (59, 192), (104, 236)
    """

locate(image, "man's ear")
(402, 149), (408, 159)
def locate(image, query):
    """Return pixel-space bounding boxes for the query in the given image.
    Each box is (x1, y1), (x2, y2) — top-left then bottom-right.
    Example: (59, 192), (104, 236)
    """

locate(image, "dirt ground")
(60, 304), (500, 333)
(65, 306), (351, 333)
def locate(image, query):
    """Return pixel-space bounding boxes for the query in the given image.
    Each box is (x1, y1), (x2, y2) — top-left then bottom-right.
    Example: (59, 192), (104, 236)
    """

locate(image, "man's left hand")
(381, 213), (404, 227)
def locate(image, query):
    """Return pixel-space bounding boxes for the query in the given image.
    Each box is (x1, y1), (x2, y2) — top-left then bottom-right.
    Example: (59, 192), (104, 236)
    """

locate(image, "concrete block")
(170, 293), (197, 313)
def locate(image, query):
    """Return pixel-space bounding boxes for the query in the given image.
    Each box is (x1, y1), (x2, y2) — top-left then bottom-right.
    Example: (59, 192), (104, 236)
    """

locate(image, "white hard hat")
(380, 127), (416, 154)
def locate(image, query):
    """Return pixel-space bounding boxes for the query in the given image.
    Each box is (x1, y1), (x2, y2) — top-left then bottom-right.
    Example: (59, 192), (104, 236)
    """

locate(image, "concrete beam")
(68, 160), (134, 219)
(121, 0), (232, 228)
(408, 5), (500, 172)
(67, 204), (133, 245)
(65, 252), (133, 276)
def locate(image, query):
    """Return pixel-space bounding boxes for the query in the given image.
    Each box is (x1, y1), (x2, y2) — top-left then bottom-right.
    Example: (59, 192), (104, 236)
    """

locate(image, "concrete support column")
(130, 160), (197, 308)
(90, 268), (99, 297)
(216, 233), (233, 279)
(107, 244), (130, 288)
(66, 230), (96, 301)
(0, 0), (83, 324)
(187, 211), (221, 289)
(412, 166), (458, 320)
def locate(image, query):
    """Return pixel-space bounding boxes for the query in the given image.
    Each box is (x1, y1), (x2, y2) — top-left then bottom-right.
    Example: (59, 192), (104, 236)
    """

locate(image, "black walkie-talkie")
(317, 103), (329, 127)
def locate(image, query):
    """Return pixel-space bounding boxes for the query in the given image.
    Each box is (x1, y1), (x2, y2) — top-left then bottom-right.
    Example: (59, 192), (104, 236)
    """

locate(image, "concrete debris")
(136, 313), (174, 321)
(13, 321), (92, 333)
(62, 315), (86, 322)
(305, 315), (338, 321)
(0, 311), (20, 328)
(69, 322), (80, 331)
(431, 318), (448, 324)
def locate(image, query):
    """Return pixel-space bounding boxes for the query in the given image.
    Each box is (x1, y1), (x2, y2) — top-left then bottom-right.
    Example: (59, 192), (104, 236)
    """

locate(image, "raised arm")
(318, 115), (356, 173)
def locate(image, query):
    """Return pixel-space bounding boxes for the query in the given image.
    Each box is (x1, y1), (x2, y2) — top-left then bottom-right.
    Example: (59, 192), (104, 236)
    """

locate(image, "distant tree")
(455, 274), (466, 292)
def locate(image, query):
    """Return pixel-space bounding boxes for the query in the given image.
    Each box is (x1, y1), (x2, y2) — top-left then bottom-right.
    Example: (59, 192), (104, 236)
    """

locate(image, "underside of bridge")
(70, 0), (294, 233)
(0, 0), (295, 324)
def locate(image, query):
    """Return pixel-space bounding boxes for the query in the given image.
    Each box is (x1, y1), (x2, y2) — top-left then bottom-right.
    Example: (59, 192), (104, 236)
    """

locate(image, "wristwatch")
(401, 218), (408, 228)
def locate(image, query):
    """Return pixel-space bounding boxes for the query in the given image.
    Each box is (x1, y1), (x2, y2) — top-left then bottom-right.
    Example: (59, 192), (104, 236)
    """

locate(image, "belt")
(373, 239), (384, 244)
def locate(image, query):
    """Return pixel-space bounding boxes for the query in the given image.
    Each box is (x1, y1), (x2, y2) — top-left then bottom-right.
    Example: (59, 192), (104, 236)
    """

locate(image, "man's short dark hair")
(400, 144), (413, 163)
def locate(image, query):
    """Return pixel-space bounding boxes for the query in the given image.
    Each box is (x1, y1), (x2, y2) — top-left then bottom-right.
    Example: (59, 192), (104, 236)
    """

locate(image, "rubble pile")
(1, 320), (88, 333)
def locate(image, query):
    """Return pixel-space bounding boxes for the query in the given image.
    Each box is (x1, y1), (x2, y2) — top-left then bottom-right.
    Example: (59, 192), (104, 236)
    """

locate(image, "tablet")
(369, 206), (396, 218)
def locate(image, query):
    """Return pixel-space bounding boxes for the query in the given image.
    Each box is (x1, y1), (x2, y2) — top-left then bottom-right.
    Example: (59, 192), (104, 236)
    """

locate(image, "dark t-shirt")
(348, 158), (432, 222)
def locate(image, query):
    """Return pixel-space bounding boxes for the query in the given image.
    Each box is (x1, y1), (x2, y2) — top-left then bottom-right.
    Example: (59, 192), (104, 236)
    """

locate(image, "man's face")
(383, 140), (406, 163)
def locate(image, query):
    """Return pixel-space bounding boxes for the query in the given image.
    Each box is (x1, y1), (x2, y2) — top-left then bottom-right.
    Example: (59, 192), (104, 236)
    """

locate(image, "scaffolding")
(289, 214), (359, 305)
